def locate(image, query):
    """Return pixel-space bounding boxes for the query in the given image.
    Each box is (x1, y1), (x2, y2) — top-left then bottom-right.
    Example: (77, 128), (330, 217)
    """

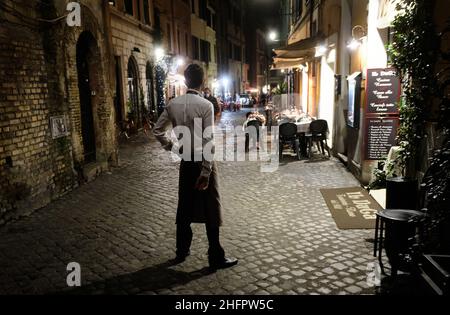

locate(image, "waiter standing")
(153, 64), (238, 270)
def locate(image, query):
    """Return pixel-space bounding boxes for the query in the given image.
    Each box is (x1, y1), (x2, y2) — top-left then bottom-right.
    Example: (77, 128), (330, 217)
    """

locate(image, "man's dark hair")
(184, 64), (204, 89)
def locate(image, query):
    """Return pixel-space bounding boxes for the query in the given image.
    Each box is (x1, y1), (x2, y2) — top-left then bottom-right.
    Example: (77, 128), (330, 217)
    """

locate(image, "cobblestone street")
(0, 110), (378, 295)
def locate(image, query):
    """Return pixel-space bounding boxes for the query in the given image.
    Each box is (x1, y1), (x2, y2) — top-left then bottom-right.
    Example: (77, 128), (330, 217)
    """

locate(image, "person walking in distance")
(153, 64), (238, 270)
(203, 87), (221, 122)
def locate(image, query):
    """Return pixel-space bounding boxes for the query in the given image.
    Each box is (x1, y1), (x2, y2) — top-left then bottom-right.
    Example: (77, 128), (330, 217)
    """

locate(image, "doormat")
(320, 187), (382, 229)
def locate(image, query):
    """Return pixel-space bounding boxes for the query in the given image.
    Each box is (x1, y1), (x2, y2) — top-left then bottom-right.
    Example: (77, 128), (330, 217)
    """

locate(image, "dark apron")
(177, 160), (223, 227)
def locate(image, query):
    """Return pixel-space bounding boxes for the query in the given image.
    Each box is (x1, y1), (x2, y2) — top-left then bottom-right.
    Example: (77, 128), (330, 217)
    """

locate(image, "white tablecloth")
(296, 122), (311, 133)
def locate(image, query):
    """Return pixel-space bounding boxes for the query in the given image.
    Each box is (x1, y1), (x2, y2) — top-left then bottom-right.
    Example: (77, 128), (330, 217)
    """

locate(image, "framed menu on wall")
(366, 68), (400, 115)
(365, 117), (400, 160)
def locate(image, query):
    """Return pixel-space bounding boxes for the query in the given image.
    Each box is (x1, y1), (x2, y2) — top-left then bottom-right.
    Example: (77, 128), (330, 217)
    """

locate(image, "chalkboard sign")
(366, 68), (400, 114)
(365, 117), (399, 160)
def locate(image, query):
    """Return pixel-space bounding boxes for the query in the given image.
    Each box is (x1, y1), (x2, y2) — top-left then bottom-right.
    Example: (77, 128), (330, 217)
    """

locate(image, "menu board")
(366, 68), (400, 114)
(365, 118), (399, 160)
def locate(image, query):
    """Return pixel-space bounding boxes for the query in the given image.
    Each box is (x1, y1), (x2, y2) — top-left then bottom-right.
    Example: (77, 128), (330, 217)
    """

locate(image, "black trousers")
(176, 222), (225, 263)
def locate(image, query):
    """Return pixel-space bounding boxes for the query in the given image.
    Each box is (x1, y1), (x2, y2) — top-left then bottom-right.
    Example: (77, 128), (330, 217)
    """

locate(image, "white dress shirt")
(153, 89), (215, 179)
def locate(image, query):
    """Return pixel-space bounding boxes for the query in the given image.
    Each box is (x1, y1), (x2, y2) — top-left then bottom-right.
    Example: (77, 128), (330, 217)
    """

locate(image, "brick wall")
(0, 0), (76, 224)
(0, 1), (118, 225)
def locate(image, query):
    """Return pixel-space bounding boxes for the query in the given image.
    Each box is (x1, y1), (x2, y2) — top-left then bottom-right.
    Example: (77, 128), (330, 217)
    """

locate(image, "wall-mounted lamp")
(268, 31), (278, 42)
(315, 45), (328, 57)
(221, 77), (230, 88)
(154, 47), (165, 61)
(176, 57), (185, 67)
(347, 25), (367, 51)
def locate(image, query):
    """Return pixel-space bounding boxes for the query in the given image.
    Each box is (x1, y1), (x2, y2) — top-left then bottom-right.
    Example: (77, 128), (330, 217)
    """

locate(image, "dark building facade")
(215, 0), (248, 97)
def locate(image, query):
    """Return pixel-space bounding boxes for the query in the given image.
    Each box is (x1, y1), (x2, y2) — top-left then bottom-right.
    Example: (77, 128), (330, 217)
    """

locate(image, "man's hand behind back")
(195, 176), (209, 191)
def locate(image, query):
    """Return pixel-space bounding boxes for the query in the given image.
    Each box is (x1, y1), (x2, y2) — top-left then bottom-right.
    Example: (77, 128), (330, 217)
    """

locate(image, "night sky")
(247, 0), (281, 32)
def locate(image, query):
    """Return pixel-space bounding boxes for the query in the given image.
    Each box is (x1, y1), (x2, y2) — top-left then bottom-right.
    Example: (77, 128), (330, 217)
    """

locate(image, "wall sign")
(366, 68), (400, 114)
(347, 72), (362, 128)
(365, 117), (399, 160)
(50, 116), (69, 139)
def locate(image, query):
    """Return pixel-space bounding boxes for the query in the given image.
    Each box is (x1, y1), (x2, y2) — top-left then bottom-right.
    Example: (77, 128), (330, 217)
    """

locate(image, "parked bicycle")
(143, 111), (156, 137)
(116, 118), (135, 141)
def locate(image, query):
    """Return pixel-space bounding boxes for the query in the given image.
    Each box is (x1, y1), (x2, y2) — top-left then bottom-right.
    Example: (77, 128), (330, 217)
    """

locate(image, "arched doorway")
(76, 31), (97, 163)
(146, 62), (156, 116)
(127, 57), (141, 128)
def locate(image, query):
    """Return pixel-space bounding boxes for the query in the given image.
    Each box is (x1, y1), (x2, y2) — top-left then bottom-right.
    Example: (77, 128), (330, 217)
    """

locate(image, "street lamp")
(315, 45), (328, 57)
(347, 38), (362, 51)
(221, 77), (230, 98)
(222, 77), (230, 88)
(176, 57), (185, 67)
(155, 47), (165, 61)
(269, 31), (278, 42)
(347, 25), (367, 51)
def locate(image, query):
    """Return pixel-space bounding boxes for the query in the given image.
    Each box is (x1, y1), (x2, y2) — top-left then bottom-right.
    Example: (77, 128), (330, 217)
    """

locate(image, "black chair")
(305, 119), (331, 158)
(245, 120), (262, 152)
(279, 123), (301, 161)
(374, 209), (426, 277)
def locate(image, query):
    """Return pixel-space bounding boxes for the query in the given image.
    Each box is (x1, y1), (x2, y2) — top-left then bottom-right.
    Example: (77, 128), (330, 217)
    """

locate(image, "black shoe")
(172, 251), (190, 264)
(209, 257), (238, 270)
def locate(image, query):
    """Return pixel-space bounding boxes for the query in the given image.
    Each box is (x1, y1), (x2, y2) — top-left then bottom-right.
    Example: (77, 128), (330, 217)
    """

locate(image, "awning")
(377, 0), (403, 29)
(273, 34), (325, 59)
(271, 57), (305, 70)
(272, 34), (324, 69)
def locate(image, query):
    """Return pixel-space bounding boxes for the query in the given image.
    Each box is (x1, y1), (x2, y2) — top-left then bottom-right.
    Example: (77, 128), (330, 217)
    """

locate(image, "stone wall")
(110, 7), (156, 119)
(0, 0), (76, 224)
(0, 0), (118, 225)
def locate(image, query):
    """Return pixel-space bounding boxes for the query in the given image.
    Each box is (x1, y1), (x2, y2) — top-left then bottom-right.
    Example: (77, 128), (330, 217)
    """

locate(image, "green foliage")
(126, 99), (135, 120)
(56, 136), (70, 154)
(272, 81), (287, 95)
(368, 167), (387, 190)
(386, 0), (450, 252)
(367, 159), (399, 190)
(387, 0), (439, 175)
(423, 135), (450, 209)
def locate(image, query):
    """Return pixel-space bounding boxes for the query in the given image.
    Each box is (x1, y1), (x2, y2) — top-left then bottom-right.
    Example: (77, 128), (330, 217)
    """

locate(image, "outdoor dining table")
(296, 121), (312, 157)
(296, 121), (311, 134)
(276, 119), (312, 158)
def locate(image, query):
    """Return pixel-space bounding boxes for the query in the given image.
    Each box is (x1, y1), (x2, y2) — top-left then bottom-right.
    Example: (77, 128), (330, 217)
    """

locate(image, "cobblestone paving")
(0, 109), (378, 295)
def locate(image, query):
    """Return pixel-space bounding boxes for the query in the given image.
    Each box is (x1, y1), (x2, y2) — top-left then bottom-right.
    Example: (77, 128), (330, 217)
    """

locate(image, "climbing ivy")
(387, 0), (439, 176)
(386, 0), (450, 252)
